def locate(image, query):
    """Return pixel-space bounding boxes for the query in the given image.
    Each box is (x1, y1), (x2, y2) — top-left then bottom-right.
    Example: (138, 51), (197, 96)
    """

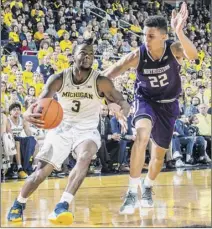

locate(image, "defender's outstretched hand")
(171, 2), (188, 33)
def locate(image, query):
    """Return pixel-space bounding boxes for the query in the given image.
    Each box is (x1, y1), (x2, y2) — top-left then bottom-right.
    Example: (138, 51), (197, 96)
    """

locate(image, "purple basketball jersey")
(135, 40), (182, 101)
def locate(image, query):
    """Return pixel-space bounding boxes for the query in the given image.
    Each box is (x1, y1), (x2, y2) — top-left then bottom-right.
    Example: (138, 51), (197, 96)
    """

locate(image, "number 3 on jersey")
(148, 73), (169, 88)
(72, 100), (81, 112)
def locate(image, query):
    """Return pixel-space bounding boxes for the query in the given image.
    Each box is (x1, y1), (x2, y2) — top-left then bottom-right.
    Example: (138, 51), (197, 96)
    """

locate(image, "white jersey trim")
(94, 72), (104, 100)
(57, 69), (67, 93)
(70, 67), (94, 88)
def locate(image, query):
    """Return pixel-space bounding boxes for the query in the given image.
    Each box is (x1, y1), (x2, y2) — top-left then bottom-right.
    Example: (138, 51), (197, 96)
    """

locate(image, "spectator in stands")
(18, 39), (30, 55)
(188, 115), (211, 163)
(172, 116), (196, 166)
(9, 25), (20, 43)
(195, 104), (211, 155)
(23, 61), (34, 88)
(97, 105), (120, 173)
(110, 106), (135, 172)
(1, 111), (12, 180)
(109, 21), (118, 36)
(196, 85), (210, 105)
(184, 96), (200, 117)
(1, 14), (10, 42)
(45, 23), (59, 40)
(8, 89), (21, 107)
(31, 72), (44, 97)
(130, 19), (142, 33)
(184, 86), (194, 107)
(37, 55), (54, 84)
(60, 32), (72, 52)
(17, 84), (26, 107)
(24, 86), (36, 107)
(38, 40), (53, 64)
(25, 32), (37, 52)
(34, 23), (45, 41)
(1, 81), (9, 113)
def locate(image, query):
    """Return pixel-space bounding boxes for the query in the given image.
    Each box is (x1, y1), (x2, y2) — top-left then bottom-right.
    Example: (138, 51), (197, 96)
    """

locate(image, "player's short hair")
(9, 102), (21, 112)
(73, 38), (94, 55)
(144, 16), (167, 33)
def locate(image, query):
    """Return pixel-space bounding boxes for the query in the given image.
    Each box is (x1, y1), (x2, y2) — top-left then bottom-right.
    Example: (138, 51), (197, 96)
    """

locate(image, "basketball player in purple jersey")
(103, 2), (198, 214)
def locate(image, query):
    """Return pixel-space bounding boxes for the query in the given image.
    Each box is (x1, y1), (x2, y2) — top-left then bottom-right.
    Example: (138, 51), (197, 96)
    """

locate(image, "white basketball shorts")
(35, 122), (101, 170)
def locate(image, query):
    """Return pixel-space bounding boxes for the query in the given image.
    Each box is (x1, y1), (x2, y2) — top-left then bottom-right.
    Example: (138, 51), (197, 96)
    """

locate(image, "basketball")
(33, 98), (63, 129)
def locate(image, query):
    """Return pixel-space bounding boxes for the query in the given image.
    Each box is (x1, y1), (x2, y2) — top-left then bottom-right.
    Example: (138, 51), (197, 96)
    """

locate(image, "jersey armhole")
(135, 47), (141, 69)
(136, 46), (144, 71)
(95, 73), (105, 100)
(170, 43), (182, 66)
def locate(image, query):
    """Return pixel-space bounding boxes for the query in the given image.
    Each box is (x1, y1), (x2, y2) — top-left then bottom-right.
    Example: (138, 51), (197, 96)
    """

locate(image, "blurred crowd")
(1, 0), (211, 181)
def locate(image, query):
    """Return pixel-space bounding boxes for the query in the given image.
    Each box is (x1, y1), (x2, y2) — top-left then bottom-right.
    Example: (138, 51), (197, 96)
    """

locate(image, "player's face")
(10, 107), (21, 118)
(143, 27), (166, 52)
(74, 45), (94, 70)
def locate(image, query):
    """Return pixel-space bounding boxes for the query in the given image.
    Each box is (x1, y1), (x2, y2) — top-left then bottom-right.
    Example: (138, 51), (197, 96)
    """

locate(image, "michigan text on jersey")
(62, 92), (94, 99)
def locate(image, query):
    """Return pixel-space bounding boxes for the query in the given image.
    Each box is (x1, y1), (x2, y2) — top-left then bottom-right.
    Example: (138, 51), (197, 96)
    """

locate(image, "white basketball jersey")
(56, 67), (103, 130)
(8, 117), (24, 137)
(29, 124), (46, 138)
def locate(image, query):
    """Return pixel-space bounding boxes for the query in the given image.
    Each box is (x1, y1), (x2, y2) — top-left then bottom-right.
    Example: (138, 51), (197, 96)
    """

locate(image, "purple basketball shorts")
(132, 98), (180, 149)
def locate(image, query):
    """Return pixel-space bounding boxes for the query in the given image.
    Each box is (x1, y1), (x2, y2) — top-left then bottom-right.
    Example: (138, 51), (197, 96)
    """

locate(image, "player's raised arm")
(101, 49), (139, 79)
(171, 2), (198, 60)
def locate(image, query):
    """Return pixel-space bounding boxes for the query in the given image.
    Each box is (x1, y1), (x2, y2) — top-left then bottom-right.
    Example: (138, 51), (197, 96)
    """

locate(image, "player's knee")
(29, 171), (46, 185)
(152, 154), (164, 162)
(77, 151), (94, 164)
(136, 128), (151, 146)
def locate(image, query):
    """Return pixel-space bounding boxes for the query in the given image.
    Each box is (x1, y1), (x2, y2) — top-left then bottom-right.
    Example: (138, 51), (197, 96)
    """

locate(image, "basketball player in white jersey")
(8, 102), (34, 179)
(7, 39), (130, 225)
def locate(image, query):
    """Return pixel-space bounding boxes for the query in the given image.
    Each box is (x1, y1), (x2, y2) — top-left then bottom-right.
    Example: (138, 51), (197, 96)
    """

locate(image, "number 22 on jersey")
(148, 73), (169, 88)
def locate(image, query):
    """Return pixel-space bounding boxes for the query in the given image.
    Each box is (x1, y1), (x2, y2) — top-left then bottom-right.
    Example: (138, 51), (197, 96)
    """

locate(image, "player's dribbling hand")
(108, 103), (121, 113)
(23, 103), (45, 128)
(171, 2), (188, 33)
(116, 110), (128, 134)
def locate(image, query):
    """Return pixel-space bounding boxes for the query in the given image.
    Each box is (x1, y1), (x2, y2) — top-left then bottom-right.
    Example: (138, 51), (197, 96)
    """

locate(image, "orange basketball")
(33, 98), (63, 129)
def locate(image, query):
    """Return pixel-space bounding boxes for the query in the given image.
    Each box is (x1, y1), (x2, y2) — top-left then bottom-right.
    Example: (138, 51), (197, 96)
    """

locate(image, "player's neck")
(72, 65), (92, 84)
(11, 116), (19, 123)
(148, 43), (166, 61)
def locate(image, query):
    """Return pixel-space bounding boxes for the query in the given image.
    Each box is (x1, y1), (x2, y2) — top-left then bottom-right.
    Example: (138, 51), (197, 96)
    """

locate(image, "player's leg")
(140, 141), (167, 207)
(119, 98), (155, 215)
(119, 118), (152, 215)
(8, 126), (72, 222)
(15, 141), (28, 179)
(48, 139), (98, 225)
(140, 102), (178, 208)
(7, 161), (54, 222)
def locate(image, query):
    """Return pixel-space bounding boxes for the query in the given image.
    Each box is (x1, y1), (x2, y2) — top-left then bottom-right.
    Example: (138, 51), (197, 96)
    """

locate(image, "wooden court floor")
(1, 169), (211, 227)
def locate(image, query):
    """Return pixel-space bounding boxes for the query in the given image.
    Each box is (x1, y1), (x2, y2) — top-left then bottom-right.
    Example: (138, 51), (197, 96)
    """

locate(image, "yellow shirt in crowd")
(3, 12), (13, 26)
(31, 9), (44, 17)
(10, 0), (23, 8)
(34, 31), (44, 41)
(109, 27), (118, 36)
(31, 82), (44, 97)
(9, 32), (20, 42)
(23, 71), (33, 85)
(57, 30), (68, 38)
(60, 40), (72, 52)
(196, 113), (211, 136)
